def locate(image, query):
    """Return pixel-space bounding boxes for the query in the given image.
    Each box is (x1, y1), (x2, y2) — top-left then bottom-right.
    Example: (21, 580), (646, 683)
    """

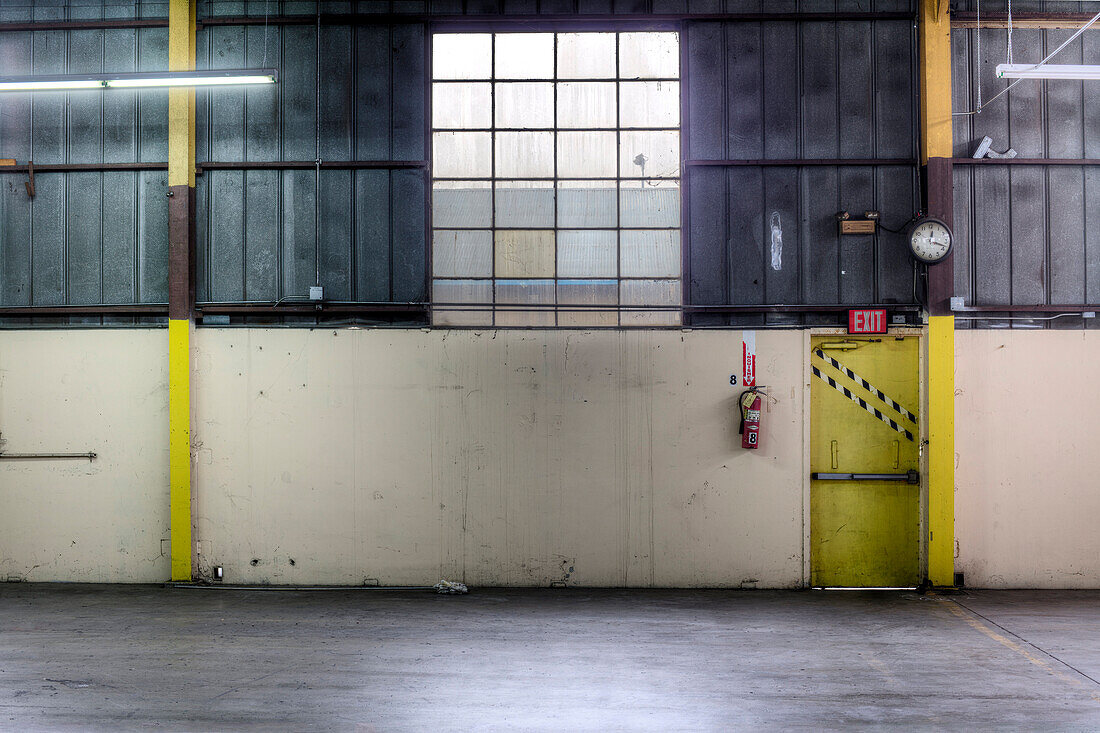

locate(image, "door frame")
(800, 326), (929, 588)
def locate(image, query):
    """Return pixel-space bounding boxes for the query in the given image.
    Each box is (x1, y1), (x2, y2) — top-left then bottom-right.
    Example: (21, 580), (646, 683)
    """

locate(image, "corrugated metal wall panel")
(0, 7), (168, 314)
(194, 21), (427, 306)
(191, 0), (915, 16)
(952, 25), (1097, 329)
(686, 18), (919, 325)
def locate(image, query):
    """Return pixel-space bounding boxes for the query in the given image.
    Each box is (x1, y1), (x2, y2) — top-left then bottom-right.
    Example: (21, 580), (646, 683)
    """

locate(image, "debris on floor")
(434, 579), (468, 595)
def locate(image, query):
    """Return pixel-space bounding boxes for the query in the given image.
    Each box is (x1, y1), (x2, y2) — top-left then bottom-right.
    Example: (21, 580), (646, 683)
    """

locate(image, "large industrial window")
(431, 31), (681, 327)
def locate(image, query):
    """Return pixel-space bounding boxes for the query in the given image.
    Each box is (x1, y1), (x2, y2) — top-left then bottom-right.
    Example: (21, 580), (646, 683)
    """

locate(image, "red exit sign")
(848, 309), (888, 334)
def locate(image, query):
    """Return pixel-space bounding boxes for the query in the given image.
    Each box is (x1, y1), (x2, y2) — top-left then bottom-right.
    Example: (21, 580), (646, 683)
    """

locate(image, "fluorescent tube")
(996, 63), (1100, 80)
(106, 74), (276, 88)
(0, 79), (105, 91)
(0, 70), (277, 92)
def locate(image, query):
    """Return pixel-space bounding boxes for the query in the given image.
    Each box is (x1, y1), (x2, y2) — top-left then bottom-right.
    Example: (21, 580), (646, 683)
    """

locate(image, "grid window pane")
(620, 130), (680, 179)
(620, 279), (681, 326)
(558, 131), (618, 178)
(432, 181), (492, 228)
(433, 34), (493, 80)
(496, 131), (555, 178)
(620, 82), (680, 128)
(619, 32), (679, 79)
(497, 280), (556, 326)
(558, 230), (617, 278)
(558, 82), (616, 129)
(495, 33), (554, 79)
(496, 83), (554, 129)
(558, 280), (618, 327)
(433, 230), (493, 278)
(432, 32), (681, 327)
(620, 181), (680, 228)
(620, 230), (681, 278)
(495, 230), (555, 278)
(557, 33), (616, 79)
(496, 181), (555, 228)
(433, 82), (492, 129)
(433, 279), (493, 326)
(557, 181), (618, 228)
(433, 132), (491, 178)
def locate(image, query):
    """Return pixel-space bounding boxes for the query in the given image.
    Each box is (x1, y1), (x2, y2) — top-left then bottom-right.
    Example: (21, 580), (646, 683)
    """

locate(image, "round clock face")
(909, 218), (952, 264)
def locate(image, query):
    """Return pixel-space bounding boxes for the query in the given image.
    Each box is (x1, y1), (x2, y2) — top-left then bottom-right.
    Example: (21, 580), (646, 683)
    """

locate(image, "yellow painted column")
(920, 0), (956, 587)
(919, 0), (952, 166)
(168, 0), (196, 582)
(927, 316), (955, 586)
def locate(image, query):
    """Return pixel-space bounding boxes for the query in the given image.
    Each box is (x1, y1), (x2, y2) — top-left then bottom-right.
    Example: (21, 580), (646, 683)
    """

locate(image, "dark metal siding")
(194, 18), (427, 306)
(686, 17), (920, 326)
(0, 3), (169, 318)
(952, 24), (1099, 329)
(193, 1), (912, 16)
(1, 1), (920, 326)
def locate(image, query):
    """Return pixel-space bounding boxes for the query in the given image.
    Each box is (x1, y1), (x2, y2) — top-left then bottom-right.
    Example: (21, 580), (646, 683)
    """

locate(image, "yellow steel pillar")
(168, 0), (196, 582)
(920, 0), (956, 587)
(920, 0), (953, 166)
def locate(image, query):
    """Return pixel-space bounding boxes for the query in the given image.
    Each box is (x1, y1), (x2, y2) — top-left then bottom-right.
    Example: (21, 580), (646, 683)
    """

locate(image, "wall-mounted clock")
(907, 217), (953, 265)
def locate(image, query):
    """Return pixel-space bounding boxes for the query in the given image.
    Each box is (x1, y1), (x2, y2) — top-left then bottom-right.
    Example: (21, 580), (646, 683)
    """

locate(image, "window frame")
(426, 21), (688, 328)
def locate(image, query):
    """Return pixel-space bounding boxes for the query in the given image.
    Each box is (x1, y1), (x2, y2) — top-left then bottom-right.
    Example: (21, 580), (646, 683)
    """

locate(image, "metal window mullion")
(490, 33), (496, 327)
(553, 32), (559, 327)
(616, 31), (622, 327)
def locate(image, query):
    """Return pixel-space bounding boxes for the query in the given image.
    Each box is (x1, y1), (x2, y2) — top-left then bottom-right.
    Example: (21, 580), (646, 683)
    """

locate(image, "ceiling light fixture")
(0, 69), (278, 93)
(996, 63), (1100, 80)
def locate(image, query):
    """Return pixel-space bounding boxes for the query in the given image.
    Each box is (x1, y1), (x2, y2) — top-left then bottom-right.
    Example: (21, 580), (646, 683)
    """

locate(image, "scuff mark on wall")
(770, 212), (783, 271)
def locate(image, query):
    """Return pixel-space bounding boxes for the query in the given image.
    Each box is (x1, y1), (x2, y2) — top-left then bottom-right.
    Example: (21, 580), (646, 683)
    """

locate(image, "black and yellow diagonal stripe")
(814, 349), (919, 425)
(811, 365), (915, 441)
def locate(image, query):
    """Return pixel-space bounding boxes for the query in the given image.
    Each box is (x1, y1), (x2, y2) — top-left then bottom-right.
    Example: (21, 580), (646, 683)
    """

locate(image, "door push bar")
(811, 470), (919, 484)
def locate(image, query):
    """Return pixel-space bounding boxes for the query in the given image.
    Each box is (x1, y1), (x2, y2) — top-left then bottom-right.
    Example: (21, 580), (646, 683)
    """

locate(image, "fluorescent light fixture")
(996, 63), (1100, 80)
(0, 69), (277, 92)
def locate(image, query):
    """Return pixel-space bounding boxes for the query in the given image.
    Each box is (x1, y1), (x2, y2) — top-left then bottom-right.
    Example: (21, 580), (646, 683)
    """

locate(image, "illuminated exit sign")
(848, 309), (888, 334)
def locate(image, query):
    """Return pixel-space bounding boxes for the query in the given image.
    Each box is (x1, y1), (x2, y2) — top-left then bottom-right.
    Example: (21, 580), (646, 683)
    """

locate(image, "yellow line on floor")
(940, 599), (1100, 703)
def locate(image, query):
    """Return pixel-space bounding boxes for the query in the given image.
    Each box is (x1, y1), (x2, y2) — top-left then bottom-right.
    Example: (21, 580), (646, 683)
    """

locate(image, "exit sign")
(848, 309), (888, 334)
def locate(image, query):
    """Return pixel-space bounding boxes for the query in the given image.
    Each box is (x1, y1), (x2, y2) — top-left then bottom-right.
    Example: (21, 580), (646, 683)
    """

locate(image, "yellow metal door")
(810, 335), (920, 587)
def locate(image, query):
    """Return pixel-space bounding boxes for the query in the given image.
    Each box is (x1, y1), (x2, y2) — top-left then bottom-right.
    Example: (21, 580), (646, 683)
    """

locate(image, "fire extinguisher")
(739, 387), (765, 449)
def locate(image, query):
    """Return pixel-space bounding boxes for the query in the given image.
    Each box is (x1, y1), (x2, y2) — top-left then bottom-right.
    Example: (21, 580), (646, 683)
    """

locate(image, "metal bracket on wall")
(24, 160), (34, 199)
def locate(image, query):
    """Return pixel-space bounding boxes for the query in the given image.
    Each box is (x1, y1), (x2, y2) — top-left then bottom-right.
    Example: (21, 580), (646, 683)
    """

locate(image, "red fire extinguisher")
(739, 387), (765, 449)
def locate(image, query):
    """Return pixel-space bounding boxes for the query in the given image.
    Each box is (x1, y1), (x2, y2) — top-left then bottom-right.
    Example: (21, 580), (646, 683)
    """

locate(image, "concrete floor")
(2, 587), (1100, 731)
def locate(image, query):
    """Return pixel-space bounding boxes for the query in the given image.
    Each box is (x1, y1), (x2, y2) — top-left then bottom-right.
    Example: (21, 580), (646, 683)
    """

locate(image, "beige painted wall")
(192, 329), (807, 587)
(955, 330), (1100, 588)
(5, 326), (1098, 588)
(0, 330), (169, 582)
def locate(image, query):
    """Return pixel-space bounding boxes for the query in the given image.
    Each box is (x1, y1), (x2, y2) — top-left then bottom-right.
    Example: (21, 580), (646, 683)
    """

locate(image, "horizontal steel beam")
(0, 163), (167, 173)
(686, 159), (916, 167)
(0, 11), (915, 34)
(198, 12), (913, 29)
(197, 161), (427, 173)
(684, 304), (921, 313)
(0, 162), (428, 174)
(952, 12), (1100, 30)
(953, 158), (1100, 166)
(197, 302), (429, 315)
(0, 304), (168, 316)
(951, 304), (1100, 313)
(0, 19), (168, 32)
